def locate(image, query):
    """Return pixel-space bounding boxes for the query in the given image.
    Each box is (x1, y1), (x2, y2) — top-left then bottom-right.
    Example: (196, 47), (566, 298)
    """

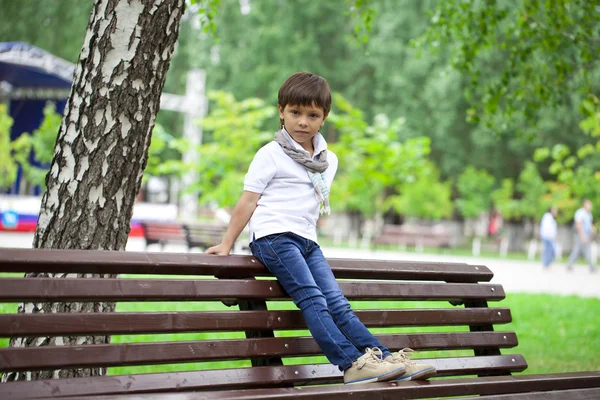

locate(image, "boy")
(206, 72), (435, 384)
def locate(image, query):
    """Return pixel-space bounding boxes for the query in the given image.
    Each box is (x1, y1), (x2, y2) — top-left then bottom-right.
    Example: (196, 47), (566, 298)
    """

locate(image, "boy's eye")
(310, 114), (319, 118)
(291, 110), (299, 115)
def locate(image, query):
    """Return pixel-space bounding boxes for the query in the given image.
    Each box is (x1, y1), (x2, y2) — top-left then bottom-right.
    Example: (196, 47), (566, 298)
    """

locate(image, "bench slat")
(0, 278), (505, 302)
(0, 355), (528, 399)
(74, 372), (600, 400)
(463, 387), (600, 399)
(0, 332), (517, 372)
(0, 308), (512, 337)
(0, 248), (493, 282)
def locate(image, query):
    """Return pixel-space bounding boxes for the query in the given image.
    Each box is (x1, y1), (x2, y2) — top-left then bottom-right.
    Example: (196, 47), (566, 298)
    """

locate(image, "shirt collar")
(281, 128), (328, 157)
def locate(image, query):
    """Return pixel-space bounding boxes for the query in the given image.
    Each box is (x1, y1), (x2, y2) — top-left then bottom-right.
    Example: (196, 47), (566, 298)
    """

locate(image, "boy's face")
(279, 103), (327, 153)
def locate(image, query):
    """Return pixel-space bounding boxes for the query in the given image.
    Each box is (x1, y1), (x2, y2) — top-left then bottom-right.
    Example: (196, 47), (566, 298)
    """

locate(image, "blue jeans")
(542, 239), (556, 267)
(250, 232), (390, 370)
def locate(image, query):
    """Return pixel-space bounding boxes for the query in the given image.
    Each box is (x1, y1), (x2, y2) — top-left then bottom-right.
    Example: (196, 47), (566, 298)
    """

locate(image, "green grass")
(1, 291), (599, 375)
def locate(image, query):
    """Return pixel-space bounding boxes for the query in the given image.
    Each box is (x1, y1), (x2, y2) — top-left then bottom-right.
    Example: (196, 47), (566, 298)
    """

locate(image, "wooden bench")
(182, 223), (229, 251)
(141, 222), (228, 251)
(0, 248), (599, 399)
(372, 224), (452, 250)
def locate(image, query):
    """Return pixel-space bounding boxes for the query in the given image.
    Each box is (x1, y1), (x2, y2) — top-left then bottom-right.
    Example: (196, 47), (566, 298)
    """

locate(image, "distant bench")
(372, 224), (452, 250)
(1, 248), (599, 399)
(141, 221), (230, 251)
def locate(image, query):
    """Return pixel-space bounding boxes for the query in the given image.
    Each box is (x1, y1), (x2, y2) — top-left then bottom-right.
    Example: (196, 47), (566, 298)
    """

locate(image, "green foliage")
(348, 0), (376, 43)
(19, 103), (62, 189)
(144, 123), (189, 181)
(191, 91), (276, 208)
(516, 162), (548, 220)
(0, 102), (61, 191)
(191, 0), (222, 35)
(384, 161), (453, 220)
(0, 0), (93, 63)
(491, 179), (520, 220)
(416, 0), (600, 134)
(579, 95), (600, 138)
(455, 166), (496, 219)
(30, 102), (61, 165)
(542, 182), (577, 224)
(0, 105), (17, 190)
(328, 94), (431, 218)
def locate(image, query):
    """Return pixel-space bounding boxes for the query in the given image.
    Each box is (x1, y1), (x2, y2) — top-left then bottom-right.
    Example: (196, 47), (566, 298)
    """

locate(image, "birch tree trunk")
(3, 0), (185, 381)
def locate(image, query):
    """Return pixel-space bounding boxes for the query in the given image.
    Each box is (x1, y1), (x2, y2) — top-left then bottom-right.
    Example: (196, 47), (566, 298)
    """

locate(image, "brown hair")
(278, 72), (331, 128)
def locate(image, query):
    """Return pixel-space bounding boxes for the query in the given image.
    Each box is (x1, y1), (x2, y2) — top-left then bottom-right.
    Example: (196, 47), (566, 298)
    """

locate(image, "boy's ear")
(321, 112), (329, 126)
(278, 104), (284, 118)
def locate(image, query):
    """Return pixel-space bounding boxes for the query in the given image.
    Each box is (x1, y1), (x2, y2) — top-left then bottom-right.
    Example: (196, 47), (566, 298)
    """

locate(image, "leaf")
(533, 147), (550, 162)
(577, 144), (595, 159)
(551, 144), (570, 161)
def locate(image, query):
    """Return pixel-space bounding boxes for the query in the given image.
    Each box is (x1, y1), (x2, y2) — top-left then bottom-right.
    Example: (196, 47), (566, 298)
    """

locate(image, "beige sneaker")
(385, 348), (436, 381)
(344, 347), (407, 385)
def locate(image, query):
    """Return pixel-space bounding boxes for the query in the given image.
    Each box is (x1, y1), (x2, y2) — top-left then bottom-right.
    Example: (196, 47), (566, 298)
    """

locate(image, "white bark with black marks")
(3, 0), (185, 382)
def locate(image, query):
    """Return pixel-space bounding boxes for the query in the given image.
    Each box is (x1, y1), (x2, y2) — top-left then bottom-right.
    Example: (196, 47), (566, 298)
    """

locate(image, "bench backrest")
(0, 248), (526, 398)
(182, 223), (228, 248)
(140, 222), (187, 242)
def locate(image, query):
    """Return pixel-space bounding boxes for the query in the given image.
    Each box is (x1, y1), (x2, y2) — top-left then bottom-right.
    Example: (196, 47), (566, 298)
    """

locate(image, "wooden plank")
(0, 355), (528, 399)
(0, 248), (493, 282)
(0, 332), (518, 372)
(463, 388), (600, 399)
(0, 278), (505, 302)
(0, 308), (512, 337)
(37, 372), (600, 400)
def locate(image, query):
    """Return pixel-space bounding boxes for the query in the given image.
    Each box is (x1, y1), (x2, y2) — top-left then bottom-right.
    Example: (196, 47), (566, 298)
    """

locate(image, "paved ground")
(2, 232), (598, 299)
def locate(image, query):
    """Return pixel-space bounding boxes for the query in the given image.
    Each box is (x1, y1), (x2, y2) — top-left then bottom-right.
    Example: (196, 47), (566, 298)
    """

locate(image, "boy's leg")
(305, 242), (436, 381)
(250, 233), (363, 370)
(304, 243), (391, 358)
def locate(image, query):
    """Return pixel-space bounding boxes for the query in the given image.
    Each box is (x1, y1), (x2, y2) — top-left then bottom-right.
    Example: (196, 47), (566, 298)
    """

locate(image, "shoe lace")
(395, 348), (416, 366)
(357, 347), (384, 369)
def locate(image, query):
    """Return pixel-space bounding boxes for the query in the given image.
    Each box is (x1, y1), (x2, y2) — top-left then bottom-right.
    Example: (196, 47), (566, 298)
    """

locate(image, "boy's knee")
(295, 289), (327, 310)
(327, 293), (352, 316)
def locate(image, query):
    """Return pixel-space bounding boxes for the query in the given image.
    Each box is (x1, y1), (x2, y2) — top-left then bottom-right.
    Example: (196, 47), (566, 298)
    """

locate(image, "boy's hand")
(205, 243), (231, 256)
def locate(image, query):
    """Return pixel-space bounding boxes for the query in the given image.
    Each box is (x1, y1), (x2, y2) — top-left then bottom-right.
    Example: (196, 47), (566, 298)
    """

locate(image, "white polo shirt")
(244, 131), (338, 244)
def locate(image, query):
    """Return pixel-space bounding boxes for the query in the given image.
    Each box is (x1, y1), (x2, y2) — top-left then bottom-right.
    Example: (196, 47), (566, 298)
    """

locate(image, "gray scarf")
(274, 129), (331, 214)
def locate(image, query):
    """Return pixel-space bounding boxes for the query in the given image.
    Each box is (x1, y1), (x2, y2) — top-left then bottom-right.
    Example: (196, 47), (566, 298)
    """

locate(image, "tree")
(516, 162), (548, 221)
(328, 94), (431, 235)
(4, 0), (383, 382)
(417, 0), (600, 192)
(416, 0), (600, 133)
(3, 0), (186, 382)
(0, 104), (17, 191)
(384, 161), (453, 220)
(490, 179), (520, 221)
(17, 103), (64, 190)
(191, 91), (275, 208)
(455, 166), (496, 220)
(1, 103), (67, 193)
(0, 0), (94, 63)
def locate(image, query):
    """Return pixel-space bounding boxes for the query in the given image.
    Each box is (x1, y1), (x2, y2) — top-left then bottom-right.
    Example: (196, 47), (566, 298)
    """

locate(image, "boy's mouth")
(295, 130), (309, 135)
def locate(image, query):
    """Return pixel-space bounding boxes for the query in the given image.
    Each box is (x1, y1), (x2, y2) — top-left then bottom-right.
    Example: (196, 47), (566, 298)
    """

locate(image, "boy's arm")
(205, 190), (261, 255)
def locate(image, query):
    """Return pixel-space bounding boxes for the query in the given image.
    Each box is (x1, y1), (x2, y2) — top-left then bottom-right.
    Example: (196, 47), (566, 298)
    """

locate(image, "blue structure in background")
(0, 42), (74, 194)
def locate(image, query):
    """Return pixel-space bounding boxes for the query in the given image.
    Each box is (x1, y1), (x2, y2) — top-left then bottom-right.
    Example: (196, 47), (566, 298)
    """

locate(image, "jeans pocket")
(265, 232), (290, 245)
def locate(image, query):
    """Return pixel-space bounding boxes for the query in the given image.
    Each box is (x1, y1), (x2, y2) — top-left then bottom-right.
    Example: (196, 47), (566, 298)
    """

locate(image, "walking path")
(2, 232), (598, 299)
